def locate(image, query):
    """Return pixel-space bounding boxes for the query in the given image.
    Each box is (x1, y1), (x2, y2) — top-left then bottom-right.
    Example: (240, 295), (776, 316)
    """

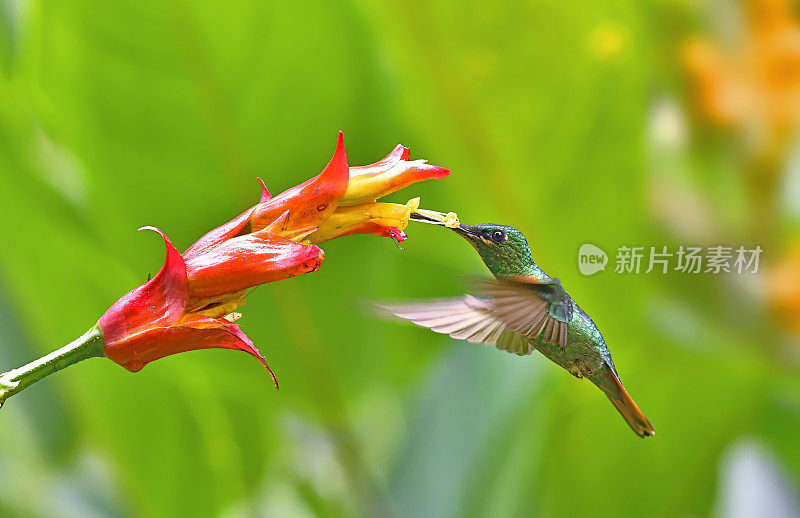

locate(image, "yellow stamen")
(309, 198), (420, 243)
(187, 291), (248, 319)
(412, 208), (461, 228)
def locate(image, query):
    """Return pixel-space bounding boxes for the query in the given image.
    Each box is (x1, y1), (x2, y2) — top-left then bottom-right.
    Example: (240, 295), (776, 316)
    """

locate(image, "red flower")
(0, 133), (454, 409)
(98, 227), (323, 387)
(244, 134), (449, 244)
(98, 133), (447, 386)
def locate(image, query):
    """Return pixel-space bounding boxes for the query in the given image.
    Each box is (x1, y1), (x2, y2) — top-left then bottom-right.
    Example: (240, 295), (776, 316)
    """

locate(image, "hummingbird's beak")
(408, 210), (480, 240)
(409, 212), (442, 224)
(451, 224), (481, 241)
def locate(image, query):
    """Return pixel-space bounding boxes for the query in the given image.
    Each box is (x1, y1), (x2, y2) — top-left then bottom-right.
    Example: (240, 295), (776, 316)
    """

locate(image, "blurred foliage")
(1, 0), (799, 517)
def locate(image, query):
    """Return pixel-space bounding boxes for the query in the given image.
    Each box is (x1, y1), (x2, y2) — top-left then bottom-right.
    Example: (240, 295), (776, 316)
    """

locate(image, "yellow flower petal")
(309, 198), (420, 244)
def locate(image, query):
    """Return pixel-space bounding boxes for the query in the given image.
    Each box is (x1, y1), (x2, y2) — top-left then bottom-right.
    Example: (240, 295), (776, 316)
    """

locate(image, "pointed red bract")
(98, 227), (188, 345)
(250, 132), (349, 233)
(257, 177), (272, 203)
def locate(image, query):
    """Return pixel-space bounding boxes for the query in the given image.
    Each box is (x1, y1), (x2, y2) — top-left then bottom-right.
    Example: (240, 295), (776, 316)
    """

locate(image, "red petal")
(349, 144), (408, 174)
(185, 229), (325, 298)
(225, 324), (278, 388)
(338, 222), (408, 241)
(250, 132), (349, 233)
(98, 227), (188, 346)
(183, 206), (257, 260)
(388, 227), (408, 241)
(104, 318), (278, 388)
(257, 177), (272, 203)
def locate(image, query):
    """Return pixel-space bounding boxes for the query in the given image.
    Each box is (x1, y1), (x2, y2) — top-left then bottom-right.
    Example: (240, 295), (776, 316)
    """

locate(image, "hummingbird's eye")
(489, 229), (507, 243)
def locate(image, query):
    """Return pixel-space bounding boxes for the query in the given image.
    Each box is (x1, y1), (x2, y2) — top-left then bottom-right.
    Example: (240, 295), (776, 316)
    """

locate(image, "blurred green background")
(2, 0), (800, 516)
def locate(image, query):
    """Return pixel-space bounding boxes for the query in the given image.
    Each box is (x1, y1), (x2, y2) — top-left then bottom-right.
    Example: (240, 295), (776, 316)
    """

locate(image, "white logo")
(578, 244), (608, 275)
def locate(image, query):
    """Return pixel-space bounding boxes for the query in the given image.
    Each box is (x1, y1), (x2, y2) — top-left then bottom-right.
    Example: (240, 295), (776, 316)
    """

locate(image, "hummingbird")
(381, 215), (655, 437)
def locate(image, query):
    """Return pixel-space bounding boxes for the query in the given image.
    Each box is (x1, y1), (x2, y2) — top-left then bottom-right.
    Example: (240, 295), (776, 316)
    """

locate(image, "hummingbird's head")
(452, 223), (534, 277)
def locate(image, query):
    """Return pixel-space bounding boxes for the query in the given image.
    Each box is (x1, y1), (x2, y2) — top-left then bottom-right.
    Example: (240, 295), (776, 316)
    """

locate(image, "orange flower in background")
(682, 0), (800, 133)
(767, 242), (800, 334)
(681, 0), (800, 246)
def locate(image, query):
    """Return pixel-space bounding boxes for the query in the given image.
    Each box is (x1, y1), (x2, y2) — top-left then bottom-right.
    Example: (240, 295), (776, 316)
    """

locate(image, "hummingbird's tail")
(594, 366), (655, 438)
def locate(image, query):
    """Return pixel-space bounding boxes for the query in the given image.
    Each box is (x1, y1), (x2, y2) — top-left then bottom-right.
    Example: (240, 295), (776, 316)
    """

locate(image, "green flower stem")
(0, 327), (105, 408)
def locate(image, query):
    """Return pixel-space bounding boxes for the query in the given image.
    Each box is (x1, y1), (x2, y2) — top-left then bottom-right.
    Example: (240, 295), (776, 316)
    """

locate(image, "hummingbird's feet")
(565, 358), (597, 379)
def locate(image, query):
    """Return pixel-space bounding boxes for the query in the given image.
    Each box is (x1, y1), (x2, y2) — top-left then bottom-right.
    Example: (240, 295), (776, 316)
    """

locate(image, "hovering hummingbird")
(381, 214), (655, 437)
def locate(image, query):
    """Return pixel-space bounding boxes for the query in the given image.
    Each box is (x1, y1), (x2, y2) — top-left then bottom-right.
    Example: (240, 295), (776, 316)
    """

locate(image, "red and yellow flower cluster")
(97, 133), (449, 386)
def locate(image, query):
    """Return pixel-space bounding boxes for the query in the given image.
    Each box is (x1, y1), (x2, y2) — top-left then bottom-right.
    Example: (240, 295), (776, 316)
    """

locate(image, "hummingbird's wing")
(377, 296), (534, 355)
(472, 277), (573, 350)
